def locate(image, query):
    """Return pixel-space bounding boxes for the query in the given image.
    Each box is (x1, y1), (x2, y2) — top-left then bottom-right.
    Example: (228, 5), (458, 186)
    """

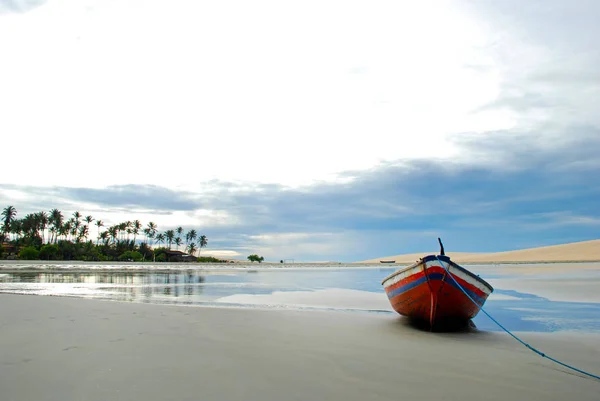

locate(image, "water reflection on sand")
(1, 262), (599, 333)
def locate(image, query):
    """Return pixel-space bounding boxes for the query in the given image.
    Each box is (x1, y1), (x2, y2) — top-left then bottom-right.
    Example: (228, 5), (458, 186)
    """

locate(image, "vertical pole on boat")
(429, 237), (446, 330)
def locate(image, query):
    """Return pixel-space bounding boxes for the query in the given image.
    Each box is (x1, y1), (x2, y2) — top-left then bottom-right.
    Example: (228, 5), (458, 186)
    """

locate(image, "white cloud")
(1, 189), (32, 202)
(73, 208), (233, 232)
(201, 249), (241, 258)
(2, 1), (598, 263)
(534, 212), (600, 228)
(1, 0), (517, 189)
(243, 231), (350, 261)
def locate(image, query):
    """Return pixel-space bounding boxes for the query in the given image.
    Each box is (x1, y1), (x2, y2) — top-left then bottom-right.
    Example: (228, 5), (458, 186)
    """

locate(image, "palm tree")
(84, 215), (94, 242)
(10, 219), (23, 241)
(125, 221), (132, 240)
(49, 208), (63, 243)
(99, 231), (110, 245)
(73, 211), (81, 230)
(146, 222), (157, 245)
(155, 233), (165, 247)
(35, 211), (48, 244)
(22, 213), (40, 242)
(133, 220), (142, 244)
(108, 226), (119, 244)
(165, 230), (175, 249)
(59, 221), (71, 242)
(1, 205), (17, 239)
(95, 220), (104, 245)
(72, 219), (81, 242)
(138, 242), (152, 261)
(197, 235), (208, 257)
(0, 204), (219, 261)
(186, 229), (197, 248)
(78, 225), (88, 242)
(118, 222), (127, 241)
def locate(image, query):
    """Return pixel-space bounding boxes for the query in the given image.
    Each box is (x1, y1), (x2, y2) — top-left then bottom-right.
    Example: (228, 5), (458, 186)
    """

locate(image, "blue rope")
(435, 256), (600, 381)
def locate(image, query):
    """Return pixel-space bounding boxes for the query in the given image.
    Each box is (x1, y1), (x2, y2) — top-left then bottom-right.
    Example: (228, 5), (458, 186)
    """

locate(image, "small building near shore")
(163, 250), (197, 262)
(1, 242), (18, 258)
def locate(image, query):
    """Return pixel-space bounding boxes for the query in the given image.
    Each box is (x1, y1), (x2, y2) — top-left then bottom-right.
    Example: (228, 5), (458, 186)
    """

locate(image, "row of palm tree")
(1, 205), (208, 257)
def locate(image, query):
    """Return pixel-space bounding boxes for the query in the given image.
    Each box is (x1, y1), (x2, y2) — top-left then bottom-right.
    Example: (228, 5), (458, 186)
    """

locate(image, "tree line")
(0, 205), (218, 262)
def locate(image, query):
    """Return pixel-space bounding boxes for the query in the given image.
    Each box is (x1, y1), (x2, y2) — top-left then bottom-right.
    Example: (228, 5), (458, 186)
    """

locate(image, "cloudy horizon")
(1, 0), (599, 261)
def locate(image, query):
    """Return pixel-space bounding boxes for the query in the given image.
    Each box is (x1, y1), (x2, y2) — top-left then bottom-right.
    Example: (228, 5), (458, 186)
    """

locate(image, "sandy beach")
(1, 294), (598, 401)
(358, 239), (600, 264)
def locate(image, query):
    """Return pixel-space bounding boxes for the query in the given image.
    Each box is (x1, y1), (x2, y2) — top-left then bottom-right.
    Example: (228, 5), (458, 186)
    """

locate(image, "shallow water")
(1, 262), (599, 333)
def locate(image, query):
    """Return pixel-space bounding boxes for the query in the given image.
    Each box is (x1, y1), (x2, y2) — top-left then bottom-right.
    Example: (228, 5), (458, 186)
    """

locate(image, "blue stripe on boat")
(386, 273), (485, 306)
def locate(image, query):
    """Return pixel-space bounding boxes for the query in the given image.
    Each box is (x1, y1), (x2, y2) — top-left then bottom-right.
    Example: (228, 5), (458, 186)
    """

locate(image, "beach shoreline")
(4, 260), (599, 269)
(1, 294), (599, 400)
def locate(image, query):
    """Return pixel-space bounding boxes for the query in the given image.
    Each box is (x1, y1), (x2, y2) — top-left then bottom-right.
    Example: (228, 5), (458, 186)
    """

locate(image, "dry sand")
(1, 294), (599, 401)
(358, 239), (600, 264)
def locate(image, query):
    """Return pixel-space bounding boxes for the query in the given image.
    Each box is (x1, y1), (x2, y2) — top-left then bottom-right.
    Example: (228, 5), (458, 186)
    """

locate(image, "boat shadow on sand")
(396, 315), (486, 334)
(386, 316), (500, 344)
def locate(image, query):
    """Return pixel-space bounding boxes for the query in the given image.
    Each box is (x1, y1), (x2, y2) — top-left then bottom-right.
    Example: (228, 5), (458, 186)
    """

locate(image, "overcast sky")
(1, 0), (598, 261)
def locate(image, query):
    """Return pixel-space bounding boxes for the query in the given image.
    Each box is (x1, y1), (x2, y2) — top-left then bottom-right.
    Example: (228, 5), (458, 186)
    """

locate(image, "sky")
(1, 0), (599, 261)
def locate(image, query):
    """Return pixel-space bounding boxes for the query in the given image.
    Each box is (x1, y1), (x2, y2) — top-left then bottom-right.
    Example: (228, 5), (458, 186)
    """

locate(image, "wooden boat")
(381, 238), (493, 329)
(379, 260), (396, 264)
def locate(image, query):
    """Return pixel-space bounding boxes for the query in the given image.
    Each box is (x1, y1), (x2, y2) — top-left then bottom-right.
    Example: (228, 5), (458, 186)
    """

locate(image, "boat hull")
(381, 255), (493, 328)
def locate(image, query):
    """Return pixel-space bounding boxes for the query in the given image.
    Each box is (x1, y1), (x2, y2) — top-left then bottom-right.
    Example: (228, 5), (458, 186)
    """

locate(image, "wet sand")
(489, 277), (600, 303)
(1, 294), (599, 401)
(483, 263), (600, 303)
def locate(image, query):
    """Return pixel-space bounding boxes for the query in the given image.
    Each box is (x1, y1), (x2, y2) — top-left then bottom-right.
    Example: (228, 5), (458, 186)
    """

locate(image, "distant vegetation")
(0, 205), (222, 262)
(247, 254), (265, 263)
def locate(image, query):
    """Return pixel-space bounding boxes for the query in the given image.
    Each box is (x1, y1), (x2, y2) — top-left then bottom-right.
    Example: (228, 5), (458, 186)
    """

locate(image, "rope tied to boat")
(434, 256), (600, 382)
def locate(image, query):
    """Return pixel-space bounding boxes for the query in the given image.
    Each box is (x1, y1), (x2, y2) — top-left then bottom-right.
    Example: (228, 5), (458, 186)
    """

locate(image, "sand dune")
(358, 239), (600, 264)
